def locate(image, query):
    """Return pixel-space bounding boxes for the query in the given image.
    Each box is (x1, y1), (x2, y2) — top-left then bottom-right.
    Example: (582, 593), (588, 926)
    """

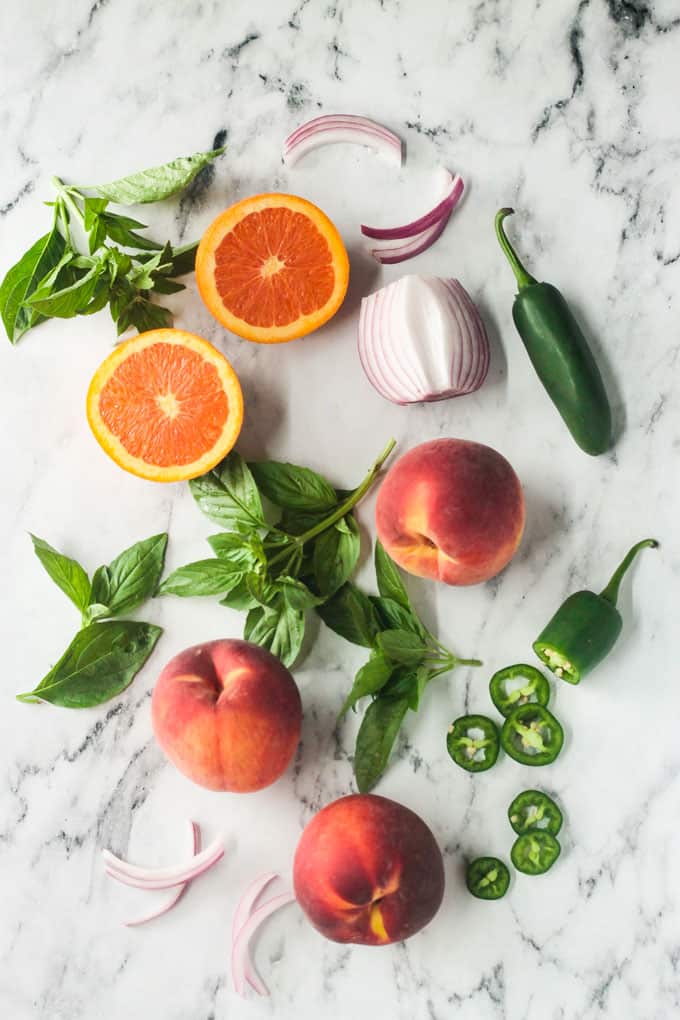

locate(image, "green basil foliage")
(1, 147), (224, 344)
(319, 541), (482, 793)
(159, 442), (395, 669)
(18, 532), (167, 707)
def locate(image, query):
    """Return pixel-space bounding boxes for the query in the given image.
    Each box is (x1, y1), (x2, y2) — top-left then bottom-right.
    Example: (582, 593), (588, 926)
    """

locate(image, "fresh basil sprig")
(158, 441), (396, 668)
(17, 533), (167, 707)
(1, 146), (224, 343)
(317, 541), (482, 792)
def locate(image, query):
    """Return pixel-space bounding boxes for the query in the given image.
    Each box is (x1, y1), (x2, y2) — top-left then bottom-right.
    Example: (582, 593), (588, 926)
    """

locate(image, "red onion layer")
(231, 875), (296, 998)
(283, 115), (402, 168)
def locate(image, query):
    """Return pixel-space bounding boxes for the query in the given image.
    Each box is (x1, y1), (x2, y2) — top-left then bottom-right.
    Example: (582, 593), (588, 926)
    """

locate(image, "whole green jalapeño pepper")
(534, 538), (658, 684)
(495, 208), (612, 456)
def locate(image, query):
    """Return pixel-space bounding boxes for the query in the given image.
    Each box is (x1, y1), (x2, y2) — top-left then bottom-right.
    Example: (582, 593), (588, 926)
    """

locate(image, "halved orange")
(195, 193), (350, 343)
(86, 329), (243, 482)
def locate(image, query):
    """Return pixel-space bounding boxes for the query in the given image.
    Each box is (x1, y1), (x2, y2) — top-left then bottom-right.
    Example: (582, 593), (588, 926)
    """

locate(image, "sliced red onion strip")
(284, 115), (402, 167)
(124, 821), (201, 928)
(368, 213), (451, 265)
(231, 872), (278, 946)
(361, 173), (463, 241)
(285, 114), (400, 148)
(232, 892), (296, 998)
(103, 836), (224, 890)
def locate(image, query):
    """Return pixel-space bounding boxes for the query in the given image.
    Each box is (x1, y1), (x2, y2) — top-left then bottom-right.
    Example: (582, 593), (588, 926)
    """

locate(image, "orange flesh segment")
(98, 343), (229, 467)
(214, 207), (335, 327)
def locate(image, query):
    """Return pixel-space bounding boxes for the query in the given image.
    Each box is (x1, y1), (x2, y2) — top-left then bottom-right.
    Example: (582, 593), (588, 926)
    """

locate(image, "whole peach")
(375, 438), (524, 585)
(293, 794), (445, 945)
(151, 639), (301, 792)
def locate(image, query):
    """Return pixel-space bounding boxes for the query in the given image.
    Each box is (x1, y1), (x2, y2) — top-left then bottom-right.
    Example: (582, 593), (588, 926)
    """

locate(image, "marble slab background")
(1, 1), (679, 1017)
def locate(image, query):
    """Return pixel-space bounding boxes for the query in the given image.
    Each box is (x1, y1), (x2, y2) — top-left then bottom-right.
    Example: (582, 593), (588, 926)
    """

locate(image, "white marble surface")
(1, 1), (679, 1017)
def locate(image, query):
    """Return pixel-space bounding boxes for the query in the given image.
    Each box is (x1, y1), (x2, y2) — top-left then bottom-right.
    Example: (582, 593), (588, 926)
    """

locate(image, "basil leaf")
(0, 227), (66, 342)
(30, 534), (91, 612)
(219, 574), (259, 611)
(83, 197), (109, 227)
(375, 541), (411, 609)
(370, 596), (427, 639)
(381, 664), (431, 711)
(17, 620), (162, 708)
(277, 576), (325, 610)
(249, 460), (337, 512)
(166, 241), (198, 277)
(244, 603), (305, 667)
(340, 652), (394, 718)
(95, 533), (168, 615)
(121, 296), (173, 334)
(277, 508), (327, 536)
(316, 582), (381, 648)
(81, 279), (112, 316)
(90, 565), (111, 606)
(82, 602), (110, 625)
(99, 212), (163, 251)
(354, 696), (410, 793)
(377, 629), (429, 665)
(91, 147), (225, 204)
(313, 516), (360, 596)
(87, 216), (107, 255)
(150, 276), (185, 295)
(207, 532), (263, 569)
(159, 559), (243, 597)
(190, 451), (264, 530)
(26, 262), (104, 318)
(245, 572), (279, 607)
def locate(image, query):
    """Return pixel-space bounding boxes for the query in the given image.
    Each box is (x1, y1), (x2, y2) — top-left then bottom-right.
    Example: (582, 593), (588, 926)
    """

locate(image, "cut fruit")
(195, 193), (350, 343)
(86, 329), (243, 483)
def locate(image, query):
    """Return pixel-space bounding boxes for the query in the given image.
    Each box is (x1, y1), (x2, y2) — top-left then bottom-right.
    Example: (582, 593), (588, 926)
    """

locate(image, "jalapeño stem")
(599, 538), (659, 606)
(494, 208), (537, 291)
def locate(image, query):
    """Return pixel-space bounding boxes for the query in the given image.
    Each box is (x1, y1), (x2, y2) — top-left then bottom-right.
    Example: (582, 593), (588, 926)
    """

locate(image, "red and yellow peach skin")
(151, 639), (302, 792)
(375, 438), (525, 586)
(293, 794), (445, 945)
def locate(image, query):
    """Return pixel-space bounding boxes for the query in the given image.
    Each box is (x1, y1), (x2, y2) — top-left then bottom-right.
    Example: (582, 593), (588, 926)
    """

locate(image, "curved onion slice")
(103, 835), (224, 890)
(124, 821), (201, 928)
(365, 169), (463, 263)
(232, 890), (296, 998)
(362, 171), (463, 240)
(358, 275), (490, 404)
(283, 114), (402, 167)
(231, 872), (278, 946)
(367, 213), (451, 265)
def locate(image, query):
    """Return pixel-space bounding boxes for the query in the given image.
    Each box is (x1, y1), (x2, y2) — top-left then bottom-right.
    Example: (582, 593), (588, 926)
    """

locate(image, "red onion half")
(358, 275), (490, 404)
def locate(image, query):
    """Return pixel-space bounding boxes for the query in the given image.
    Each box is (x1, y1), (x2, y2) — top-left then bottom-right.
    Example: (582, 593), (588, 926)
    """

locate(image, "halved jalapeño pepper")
(508, 789), (563, 836)
(466, 857), (510, 900)
(534, 538), (658, 683)
(495, 207), (612, 456)
(511, 831), (561, 875)
(447, 714), (500, 772)
(489, 663), (550, 717)
(501, 705), (563, 766)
